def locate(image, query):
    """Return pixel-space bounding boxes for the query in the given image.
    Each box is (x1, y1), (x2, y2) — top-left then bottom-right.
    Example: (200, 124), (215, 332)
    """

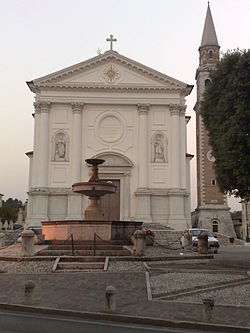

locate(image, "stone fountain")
(41, 159), (142, 242)
(72, 159), (116, 220)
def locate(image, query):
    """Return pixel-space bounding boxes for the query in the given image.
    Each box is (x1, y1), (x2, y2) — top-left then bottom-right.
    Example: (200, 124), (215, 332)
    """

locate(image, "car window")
(189, 230), (201, 236)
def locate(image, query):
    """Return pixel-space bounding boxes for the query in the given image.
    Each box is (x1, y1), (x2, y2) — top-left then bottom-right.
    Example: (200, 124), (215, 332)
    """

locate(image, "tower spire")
(200, 3), (219, 47)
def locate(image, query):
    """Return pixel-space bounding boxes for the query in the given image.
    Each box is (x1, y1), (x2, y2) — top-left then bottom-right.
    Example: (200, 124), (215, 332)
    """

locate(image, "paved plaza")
(0, 231), (249, 330)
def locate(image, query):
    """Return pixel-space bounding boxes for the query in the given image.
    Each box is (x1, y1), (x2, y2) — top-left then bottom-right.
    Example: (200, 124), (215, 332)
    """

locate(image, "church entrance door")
(99, 179), (120, 221)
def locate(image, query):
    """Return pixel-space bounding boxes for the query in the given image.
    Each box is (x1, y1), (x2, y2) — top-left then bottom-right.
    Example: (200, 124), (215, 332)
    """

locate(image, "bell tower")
(194, 3), (235, 236)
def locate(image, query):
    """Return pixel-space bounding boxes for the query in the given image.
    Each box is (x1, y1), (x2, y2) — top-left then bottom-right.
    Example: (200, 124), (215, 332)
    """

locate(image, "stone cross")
(106, 34), (117, 51)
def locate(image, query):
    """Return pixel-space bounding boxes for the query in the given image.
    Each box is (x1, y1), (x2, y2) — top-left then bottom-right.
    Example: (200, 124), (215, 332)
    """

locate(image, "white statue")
(54, 135), (66, 161)
(153, 135), (165, 163)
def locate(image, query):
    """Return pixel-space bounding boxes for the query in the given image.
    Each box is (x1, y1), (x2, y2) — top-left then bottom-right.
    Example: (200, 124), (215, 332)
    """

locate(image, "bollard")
(202, 298), (214, 321)
(23, 280), (36, 305)
(133, 229), (146, 256)
(0, 233), (5, 247)
(105, 285), (116, 313)
(182, 230), (192, 249)
(21, 230), (35, 257)
(198, 231), (209, 254)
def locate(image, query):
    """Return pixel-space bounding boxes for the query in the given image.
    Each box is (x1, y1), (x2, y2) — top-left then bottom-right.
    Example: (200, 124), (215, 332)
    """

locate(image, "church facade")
(25, 45), (193, 230)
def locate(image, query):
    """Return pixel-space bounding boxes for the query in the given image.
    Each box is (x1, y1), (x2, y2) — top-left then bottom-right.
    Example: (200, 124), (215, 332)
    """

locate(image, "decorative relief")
(151, 132), (167, 163)
(102, 64), (121, 83)
(52, 131), (69, 162)
(137, 103), (150, 115)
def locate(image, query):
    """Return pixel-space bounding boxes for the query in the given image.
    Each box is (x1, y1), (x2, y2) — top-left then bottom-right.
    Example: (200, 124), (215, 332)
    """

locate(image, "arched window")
(209, 50), (213, 58)
(205, 79), (211, 87)
(211, 178), (216, 186)
(212, 221), (219, 233)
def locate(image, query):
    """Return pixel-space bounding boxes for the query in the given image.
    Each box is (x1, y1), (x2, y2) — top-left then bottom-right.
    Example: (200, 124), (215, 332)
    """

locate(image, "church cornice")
(29, 83), (189, 93)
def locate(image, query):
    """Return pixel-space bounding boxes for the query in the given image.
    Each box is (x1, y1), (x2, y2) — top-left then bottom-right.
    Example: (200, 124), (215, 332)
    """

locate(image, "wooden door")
(99, 179), (120, 221)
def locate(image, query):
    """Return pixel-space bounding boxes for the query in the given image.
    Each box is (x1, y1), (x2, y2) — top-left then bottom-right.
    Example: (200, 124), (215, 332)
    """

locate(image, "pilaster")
(37, 102), (51, 188)
(71, 103), (84, 184)
(32, 102), (41, 187)
(136, 103), (152, 222)
(137, 103), (150, 188)
(169, 104), (181, 188)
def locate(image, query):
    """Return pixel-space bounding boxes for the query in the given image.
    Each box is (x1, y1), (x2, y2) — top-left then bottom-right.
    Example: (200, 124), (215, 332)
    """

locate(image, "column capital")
(169, 104), (186, 116)
(137, 103), (150, 115)
(39, 102), (51, 113)
(33, 102), (41, 114)
(72, 102), (84, 113)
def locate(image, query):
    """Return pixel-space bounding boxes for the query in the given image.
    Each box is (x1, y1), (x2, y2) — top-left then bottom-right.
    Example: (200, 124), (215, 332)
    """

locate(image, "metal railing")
(60, 233), (74, 256)
(93, 232), (110, 256)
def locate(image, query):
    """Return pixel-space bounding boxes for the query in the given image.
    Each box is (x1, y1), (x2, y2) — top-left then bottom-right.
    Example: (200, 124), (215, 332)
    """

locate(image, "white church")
(25, 34), (194, 230)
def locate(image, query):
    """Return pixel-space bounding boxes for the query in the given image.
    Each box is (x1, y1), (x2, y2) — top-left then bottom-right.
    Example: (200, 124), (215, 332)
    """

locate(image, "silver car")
(180, 228), (220, 253)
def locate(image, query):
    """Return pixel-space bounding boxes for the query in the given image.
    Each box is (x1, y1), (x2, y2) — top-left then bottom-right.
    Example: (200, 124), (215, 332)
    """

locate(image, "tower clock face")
(207, 150), (215, 162)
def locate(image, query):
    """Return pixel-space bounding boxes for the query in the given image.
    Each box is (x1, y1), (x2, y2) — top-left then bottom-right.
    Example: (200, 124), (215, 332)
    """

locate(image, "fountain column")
(135, 104), (152, 222)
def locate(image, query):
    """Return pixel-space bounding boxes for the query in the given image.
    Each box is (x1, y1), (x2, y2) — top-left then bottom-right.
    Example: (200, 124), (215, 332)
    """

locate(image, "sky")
(0, 0), (249, 211)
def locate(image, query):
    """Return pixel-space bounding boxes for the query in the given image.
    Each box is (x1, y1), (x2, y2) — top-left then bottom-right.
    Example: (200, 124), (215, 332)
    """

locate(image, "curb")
(0, 303), (248, 332)
(0, 254), (214, 262)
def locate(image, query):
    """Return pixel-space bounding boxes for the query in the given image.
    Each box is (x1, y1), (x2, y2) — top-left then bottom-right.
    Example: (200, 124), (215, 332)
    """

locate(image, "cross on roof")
(106, 34), (117, 51)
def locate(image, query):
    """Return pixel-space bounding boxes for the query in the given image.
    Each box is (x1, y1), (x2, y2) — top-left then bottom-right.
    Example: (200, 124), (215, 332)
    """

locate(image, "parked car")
(180, 228), (220, 253)
(17, 225), (42, 242)
(13, 224), (24, 230)
(27, 226), (42, 234)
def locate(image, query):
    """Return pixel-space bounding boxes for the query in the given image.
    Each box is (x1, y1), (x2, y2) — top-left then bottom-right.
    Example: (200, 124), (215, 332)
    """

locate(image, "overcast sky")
(0, 0), (249, 211)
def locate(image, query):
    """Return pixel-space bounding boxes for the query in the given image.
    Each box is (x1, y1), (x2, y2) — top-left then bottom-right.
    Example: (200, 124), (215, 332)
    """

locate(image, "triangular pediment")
(28, 51), (192, 94)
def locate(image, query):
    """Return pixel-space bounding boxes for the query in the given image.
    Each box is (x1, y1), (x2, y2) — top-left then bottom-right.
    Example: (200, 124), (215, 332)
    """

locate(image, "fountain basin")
(72, 181), (116, 197)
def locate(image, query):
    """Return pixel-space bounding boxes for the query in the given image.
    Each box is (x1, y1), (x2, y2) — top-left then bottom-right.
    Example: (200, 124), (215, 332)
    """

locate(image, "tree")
(201, 50), (250, 201)
(0, 198), (23, 222)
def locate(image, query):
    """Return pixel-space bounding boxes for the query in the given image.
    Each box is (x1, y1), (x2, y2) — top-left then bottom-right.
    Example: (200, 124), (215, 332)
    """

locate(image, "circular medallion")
(207, 150), (215, 162)
(98, 115), (123, 143)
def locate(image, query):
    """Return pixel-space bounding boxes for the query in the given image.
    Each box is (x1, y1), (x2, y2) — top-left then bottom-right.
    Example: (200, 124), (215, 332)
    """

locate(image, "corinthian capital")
(137, 103), (150, 115)
(33, 102), (41, 114)
(169, 104), (186, 116)
(39, 102), (51, 113)
(71, 102), (84, 113)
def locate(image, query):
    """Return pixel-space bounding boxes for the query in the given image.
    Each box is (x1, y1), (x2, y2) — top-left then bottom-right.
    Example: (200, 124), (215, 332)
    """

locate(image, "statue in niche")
(53, 132), (68, 161)
(152, 133), (166, 163)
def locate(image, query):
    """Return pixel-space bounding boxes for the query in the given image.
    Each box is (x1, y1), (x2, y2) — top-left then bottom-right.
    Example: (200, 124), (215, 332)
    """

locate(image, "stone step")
(57, 262), (105, 270)
(39, 249), (131, 256)
(50, 244), (124, 250)
(59, 256), (106, 262)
